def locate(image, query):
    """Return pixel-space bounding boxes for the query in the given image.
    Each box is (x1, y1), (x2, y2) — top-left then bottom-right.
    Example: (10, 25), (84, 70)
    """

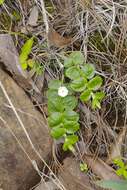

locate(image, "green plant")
(113, 158), (127, 179)
(47, 80), (79, 152)
(80, 162), (88, 172)
(27, 59), (43, 75)
(47, 51), (105, 151)
(0, 0), (4, 5)
(19, 37), (43, 75)
(12, 10), (21, 21)
(64, 51), (105, 109)
(96, 158), (127, 190)
(19, 37), (34, 69)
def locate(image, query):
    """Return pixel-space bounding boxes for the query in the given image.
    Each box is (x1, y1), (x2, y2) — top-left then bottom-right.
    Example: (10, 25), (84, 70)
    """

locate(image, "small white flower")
(58, 86), (68, 97)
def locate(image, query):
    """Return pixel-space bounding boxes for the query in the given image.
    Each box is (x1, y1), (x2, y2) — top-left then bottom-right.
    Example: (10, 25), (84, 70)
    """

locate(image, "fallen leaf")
(48, 28), (72, 47)
(27, 6), (38, 26)
(83, 154), (120, 180)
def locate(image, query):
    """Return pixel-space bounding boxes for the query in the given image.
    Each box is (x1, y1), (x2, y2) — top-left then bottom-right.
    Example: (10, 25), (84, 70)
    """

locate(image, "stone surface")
(58, 157), (96, 190)
(0, 34), (40, 94)
(0, 68), (51, 190)
(0, 34), (26, 78)
(35, 181), (57, 190)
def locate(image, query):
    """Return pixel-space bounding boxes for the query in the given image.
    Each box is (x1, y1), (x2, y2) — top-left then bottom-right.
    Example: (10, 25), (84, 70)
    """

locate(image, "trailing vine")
(47, 51), (105, 151)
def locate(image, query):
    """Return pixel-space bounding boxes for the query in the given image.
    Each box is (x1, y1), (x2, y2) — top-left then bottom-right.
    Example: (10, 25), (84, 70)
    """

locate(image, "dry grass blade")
(79, 0), (92, 8)
(39, 0), (49, 35)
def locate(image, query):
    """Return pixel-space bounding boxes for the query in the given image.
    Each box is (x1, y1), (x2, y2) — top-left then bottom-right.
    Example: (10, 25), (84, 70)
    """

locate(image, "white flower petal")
(58, 86), (68, 97)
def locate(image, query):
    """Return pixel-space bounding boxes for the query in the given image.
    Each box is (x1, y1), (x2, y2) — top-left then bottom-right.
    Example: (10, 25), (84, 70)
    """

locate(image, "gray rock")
(0, 68), (51, 190)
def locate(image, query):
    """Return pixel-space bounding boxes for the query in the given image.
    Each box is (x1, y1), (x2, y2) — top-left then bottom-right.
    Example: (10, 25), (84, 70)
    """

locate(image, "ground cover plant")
(47, 51), (105, 151)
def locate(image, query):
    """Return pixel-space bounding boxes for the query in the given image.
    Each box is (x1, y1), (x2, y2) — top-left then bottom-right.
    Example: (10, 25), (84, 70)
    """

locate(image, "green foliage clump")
(64, 51), (105, 109)
(19, 37), (34, 70)
(47, 80), (79, 152)
(19, 37), (43, 75)
(0, 0), (4, 5)
(47, 51), (105, 151)
(27, 59), (43, 75)
(80, 162), (88, 172)
(113, 158), (127, 179)
(97, 158), (127, 190)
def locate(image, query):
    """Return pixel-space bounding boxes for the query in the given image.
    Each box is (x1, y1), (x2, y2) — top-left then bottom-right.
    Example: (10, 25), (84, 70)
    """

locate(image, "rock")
(0, 68), (51, 190)
(58, 157), (96, 190)
(35, 181), (57, 190)
(0, 34), (26, 78)
(0, 34), (40, 94)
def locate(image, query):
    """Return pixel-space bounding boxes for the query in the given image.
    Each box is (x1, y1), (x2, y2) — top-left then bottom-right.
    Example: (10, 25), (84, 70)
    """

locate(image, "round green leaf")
(116, 168), (123, 177)
(70, 51), (84, 65)
(65, 66), (81, 80)
(51, 127), (66, 139)
(63, 95), (78, 110)
(47, 89), (65, 113)
(64, 121), (79, 134)
(48, 80), (62, 90)
(64, 51), (84, 68)
(92, 98), (101, 109)
(93, 91), (105, 101)
(81, 64), (95, 79)
(47, 89), (58, 100)
(87, 76), (103, 91)
(64, 57), (73, 68)
(48, 112), (63, 127)
(64, 110), (79, 122)
(91, 91), (105, 109)
(48, 100), (63, 114)
(70, 78), (87, 92)
(64, 83), (74, 95)
(63, 135), (78, 151)
(80, 89), (92, 102)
